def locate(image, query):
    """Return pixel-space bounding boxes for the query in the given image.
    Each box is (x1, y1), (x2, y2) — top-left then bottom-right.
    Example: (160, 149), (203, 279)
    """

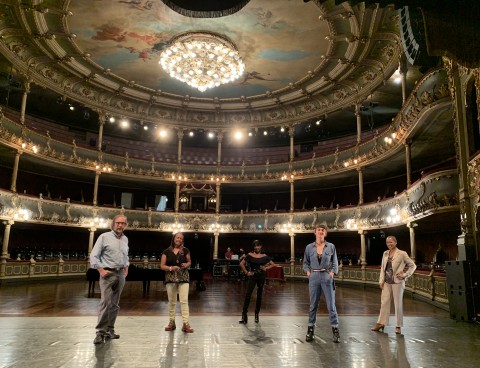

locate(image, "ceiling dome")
(0, 0), (403, 133)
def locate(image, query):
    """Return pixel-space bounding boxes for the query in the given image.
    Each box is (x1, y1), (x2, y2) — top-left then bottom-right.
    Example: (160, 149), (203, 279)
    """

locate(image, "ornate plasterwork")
(0, 1), (402, 130)
(0, 67), (452, 183)
(468, 155), (480, 210)
(0, 169), (459, 233)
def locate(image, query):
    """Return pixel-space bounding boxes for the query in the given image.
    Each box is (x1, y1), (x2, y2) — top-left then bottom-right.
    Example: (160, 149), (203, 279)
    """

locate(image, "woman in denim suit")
(302, 224), (340, 343)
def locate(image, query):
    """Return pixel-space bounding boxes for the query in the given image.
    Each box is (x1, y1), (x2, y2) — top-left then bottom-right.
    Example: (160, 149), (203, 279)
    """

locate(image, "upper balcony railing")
(0, 169), (459, 234)
(0, 68), (451, 183)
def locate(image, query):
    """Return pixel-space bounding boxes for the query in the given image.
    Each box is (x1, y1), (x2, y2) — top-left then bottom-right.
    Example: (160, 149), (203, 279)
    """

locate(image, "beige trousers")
(377, 281), (405, 327)
(166, 282), (190, 323)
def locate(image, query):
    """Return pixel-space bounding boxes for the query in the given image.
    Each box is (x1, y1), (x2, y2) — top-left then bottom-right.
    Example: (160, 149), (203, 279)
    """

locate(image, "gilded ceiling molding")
(0, 1), (403, 130)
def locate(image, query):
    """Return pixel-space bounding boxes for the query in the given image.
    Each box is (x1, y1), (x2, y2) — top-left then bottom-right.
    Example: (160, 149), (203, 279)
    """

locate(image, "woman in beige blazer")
(371, 235), (416, 334)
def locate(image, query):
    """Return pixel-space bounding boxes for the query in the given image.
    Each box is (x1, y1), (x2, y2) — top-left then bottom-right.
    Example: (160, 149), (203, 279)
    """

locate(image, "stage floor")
(0, 279), (478, 367)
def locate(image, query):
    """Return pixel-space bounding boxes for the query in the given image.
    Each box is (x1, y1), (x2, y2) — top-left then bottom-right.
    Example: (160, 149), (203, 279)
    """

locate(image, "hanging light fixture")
(160, 31), (245, 92)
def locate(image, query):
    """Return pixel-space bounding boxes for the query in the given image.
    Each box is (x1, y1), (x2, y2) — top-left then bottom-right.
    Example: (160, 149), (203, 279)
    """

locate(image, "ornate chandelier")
(160, 32), (245, 92)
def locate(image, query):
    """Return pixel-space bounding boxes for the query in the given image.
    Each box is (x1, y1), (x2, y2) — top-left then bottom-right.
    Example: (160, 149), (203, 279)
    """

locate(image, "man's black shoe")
(105, 330), (120, 339)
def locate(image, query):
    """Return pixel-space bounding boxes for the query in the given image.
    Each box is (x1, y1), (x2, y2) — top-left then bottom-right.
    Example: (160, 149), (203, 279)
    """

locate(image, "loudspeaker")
(445, 260), (480, 321)
(445, 260), (469, 291)
(399, 6), (437, 67)
(448, 289), (475, 322)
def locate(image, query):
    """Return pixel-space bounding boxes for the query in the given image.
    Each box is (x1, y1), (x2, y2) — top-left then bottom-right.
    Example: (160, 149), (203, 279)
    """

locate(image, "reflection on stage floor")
(0, 279), (478, 367)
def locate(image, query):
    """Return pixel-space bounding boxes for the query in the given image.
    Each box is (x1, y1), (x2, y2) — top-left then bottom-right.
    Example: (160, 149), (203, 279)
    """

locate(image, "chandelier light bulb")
(160, 32), (245, 92)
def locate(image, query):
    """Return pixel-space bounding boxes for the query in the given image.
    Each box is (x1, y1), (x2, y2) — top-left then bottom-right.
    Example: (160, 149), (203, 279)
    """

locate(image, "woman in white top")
(371, 235), (416, 334)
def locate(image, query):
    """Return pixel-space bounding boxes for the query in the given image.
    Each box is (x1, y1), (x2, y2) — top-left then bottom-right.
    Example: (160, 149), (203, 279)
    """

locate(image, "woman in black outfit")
(239, 240), (275, 324)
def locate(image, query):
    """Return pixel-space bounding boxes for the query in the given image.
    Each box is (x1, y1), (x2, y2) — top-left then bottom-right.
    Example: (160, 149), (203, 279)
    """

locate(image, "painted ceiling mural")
(69, 0), (329, 98)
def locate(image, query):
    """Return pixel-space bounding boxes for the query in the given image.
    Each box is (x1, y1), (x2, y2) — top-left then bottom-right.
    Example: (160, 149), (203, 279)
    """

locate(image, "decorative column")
(213, 230), (219, 260)
(1, 220), (14, 277)
(357, 166), (364, 205)
(215, 183), (221, 214)
(97, 113), (106, 157)
(87, 227), (96, 256)
(445, 59), (478, 260)
(289, 231), (295, 277)
(93, 171), (100, 206)
(359, 229), (367, 281)
(216, 131), (223, 174)
(399, 56), (408, 104)
(174, 181), (180, 213)
(289, 126), (294, 171)
(355, 103), (362, 144)
(289, 178), (294, 212)
(407, 222), (417, 262)
(19, 80), (31, 135)
(10, 150), (21, 192)
(405, 139), (412, 187)
(177, 129), (184, 172)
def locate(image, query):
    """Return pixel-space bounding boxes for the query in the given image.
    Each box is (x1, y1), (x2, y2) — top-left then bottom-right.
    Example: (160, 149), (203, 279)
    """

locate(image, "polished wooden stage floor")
(0, 277), (448, 318)
(0, 278), (478, 368)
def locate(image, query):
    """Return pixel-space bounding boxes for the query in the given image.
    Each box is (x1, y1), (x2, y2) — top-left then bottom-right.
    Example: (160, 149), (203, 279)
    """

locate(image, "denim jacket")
(302, 241), (339, 275)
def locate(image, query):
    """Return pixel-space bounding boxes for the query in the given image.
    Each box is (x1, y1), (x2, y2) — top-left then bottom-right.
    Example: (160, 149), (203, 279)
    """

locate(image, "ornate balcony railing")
(0, 169), (458, 233)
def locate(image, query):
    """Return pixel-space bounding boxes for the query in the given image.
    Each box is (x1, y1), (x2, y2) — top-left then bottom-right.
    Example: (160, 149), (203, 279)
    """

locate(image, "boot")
(255, 313), (259, 323)
(305, 326), (314, 342)
(164, 320), (176, 331)
(332, 327), (340, 343)
(182, 322), (194, 333)
(239, 312), (248, 324)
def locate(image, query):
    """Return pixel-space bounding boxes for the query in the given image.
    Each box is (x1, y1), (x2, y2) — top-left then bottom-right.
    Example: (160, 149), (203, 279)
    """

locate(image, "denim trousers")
(308, 272), (339, 327)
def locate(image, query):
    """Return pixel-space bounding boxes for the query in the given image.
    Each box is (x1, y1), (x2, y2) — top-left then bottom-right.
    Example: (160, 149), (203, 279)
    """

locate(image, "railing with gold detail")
(277, 262), (448, 307)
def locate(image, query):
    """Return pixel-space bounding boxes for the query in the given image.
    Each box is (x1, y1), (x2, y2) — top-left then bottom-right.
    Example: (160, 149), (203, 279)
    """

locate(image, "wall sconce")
(345, 218), (357, 229)
(386, 208), (401, 223)
(211, 177), (225, 182)
(208, 195), (217, 204)
(170, 222), (184, 233)
(179, 194), (188, 203)
(208, 223), (224, 232)
(281, 222), (295, 233)
(13, 208), (30, 221)
(89, 217), (107, 228)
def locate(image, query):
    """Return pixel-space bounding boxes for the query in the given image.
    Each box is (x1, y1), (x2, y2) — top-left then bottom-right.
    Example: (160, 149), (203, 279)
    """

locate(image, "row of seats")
(7, 111), (77, 145)
(9, 110), (381, 166)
